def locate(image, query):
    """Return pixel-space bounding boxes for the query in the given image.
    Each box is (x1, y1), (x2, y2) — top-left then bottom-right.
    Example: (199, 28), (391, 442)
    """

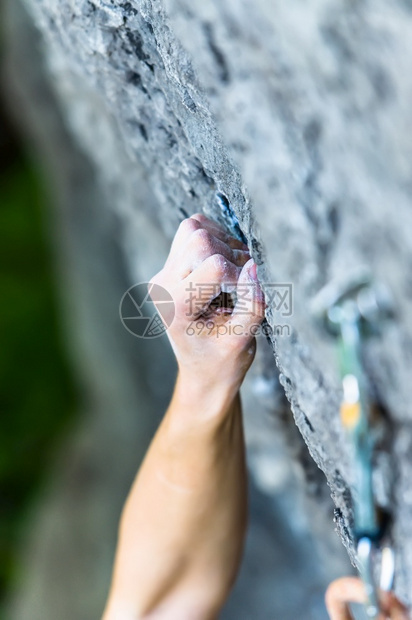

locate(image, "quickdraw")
(313, 270), (395, 619)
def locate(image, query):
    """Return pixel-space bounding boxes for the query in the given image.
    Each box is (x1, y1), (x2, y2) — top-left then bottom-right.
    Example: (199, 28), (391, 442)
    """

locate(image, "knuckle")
(179, 217), (200, 234)
(193, 228), (213, 247)
(233, 249), (250, 264)
(208, 253), (226, 277)
(191, 212), (208, 223)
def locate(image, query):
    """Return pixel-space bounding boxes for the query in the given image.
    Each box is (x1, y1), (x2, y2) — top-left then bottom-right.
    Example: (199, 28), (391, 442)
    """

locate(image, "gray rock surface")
(3, 0), (412, 616)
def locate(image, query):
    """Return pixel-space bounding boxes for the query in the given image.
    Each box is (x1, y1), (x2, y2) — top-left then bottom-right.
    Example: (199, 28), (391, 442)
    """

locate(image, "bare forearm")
(103, 373), (247, 620)
(103, 214), (265, 619)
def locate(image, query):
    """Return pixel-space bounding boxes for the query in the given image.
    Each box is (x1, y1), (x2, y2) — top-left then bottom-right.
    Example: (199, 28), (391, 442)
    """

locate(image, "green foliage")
(0, 155), (77, 601)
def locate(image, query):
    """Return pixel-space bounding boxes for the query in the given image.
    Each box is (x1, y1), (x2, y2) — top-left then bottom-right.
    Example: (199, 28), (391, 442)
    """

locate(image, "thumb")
(228, 259), (266, 332)
(325, 578), (365, 620)
(381, 592), (410, 620)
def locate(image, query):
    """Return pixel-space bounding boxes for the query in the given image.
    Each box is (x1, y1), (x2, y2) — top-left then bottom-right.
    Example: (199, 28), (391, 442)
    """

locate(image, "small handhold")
(216, 193), (247, 245)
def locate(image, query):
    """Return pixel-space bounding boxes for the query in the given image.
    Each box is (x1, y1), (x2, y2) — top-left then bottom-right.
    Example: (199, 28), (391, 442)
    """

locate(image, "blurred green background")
(0, 95), (77, 606)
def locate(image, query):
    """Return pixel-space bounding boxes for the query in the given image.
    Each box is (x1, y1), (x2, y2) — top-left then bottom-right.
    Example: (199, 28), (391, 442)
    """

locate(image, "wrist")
(102, 598), (138, 620)
(173, 369), (240, 420)
(156, 375), (243, 491)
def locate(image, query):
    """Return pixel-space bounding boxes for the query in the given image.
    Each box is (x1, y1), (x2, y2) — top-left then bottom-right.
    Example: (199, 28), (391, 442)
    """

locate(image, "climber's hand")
(103, 214), (261, 620)
(149, 214), (265, 394)
(326, 577), (409, 620)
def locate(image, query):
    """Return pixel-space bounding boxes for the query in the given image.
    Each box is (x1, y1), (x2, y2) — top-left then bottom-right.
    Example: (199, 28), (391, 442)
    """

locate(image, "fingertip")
(191, 212), (216, 228)
(239, 258), (260, 283)
(242, 259), (266, 307)
(190, 212), (205, 221)
(249, 261), (258, 282)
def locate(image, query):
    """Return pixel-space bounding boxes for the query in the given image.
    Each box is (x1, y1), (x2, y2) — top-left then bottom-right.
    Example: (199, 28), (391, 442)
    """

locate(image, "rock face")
(3, 0), (412, 616)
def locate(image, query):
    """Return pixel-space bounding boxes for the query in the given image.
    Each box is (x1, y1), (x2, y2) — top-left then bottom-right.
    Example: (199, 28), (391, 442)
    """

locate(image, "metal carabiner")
(358, 538), (396, 618)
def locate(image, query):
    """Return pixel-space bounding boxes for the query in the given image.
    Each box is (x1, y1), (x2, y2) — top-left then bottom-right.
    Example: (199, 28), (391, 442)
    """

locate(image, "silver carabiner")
(357, 538), (396, 618)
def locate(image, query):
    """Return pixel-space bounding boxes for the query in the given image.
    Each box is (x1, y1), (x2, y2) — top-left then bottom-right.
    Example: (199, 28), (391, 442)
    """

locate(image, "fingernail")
(248, 260), (259, 282)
